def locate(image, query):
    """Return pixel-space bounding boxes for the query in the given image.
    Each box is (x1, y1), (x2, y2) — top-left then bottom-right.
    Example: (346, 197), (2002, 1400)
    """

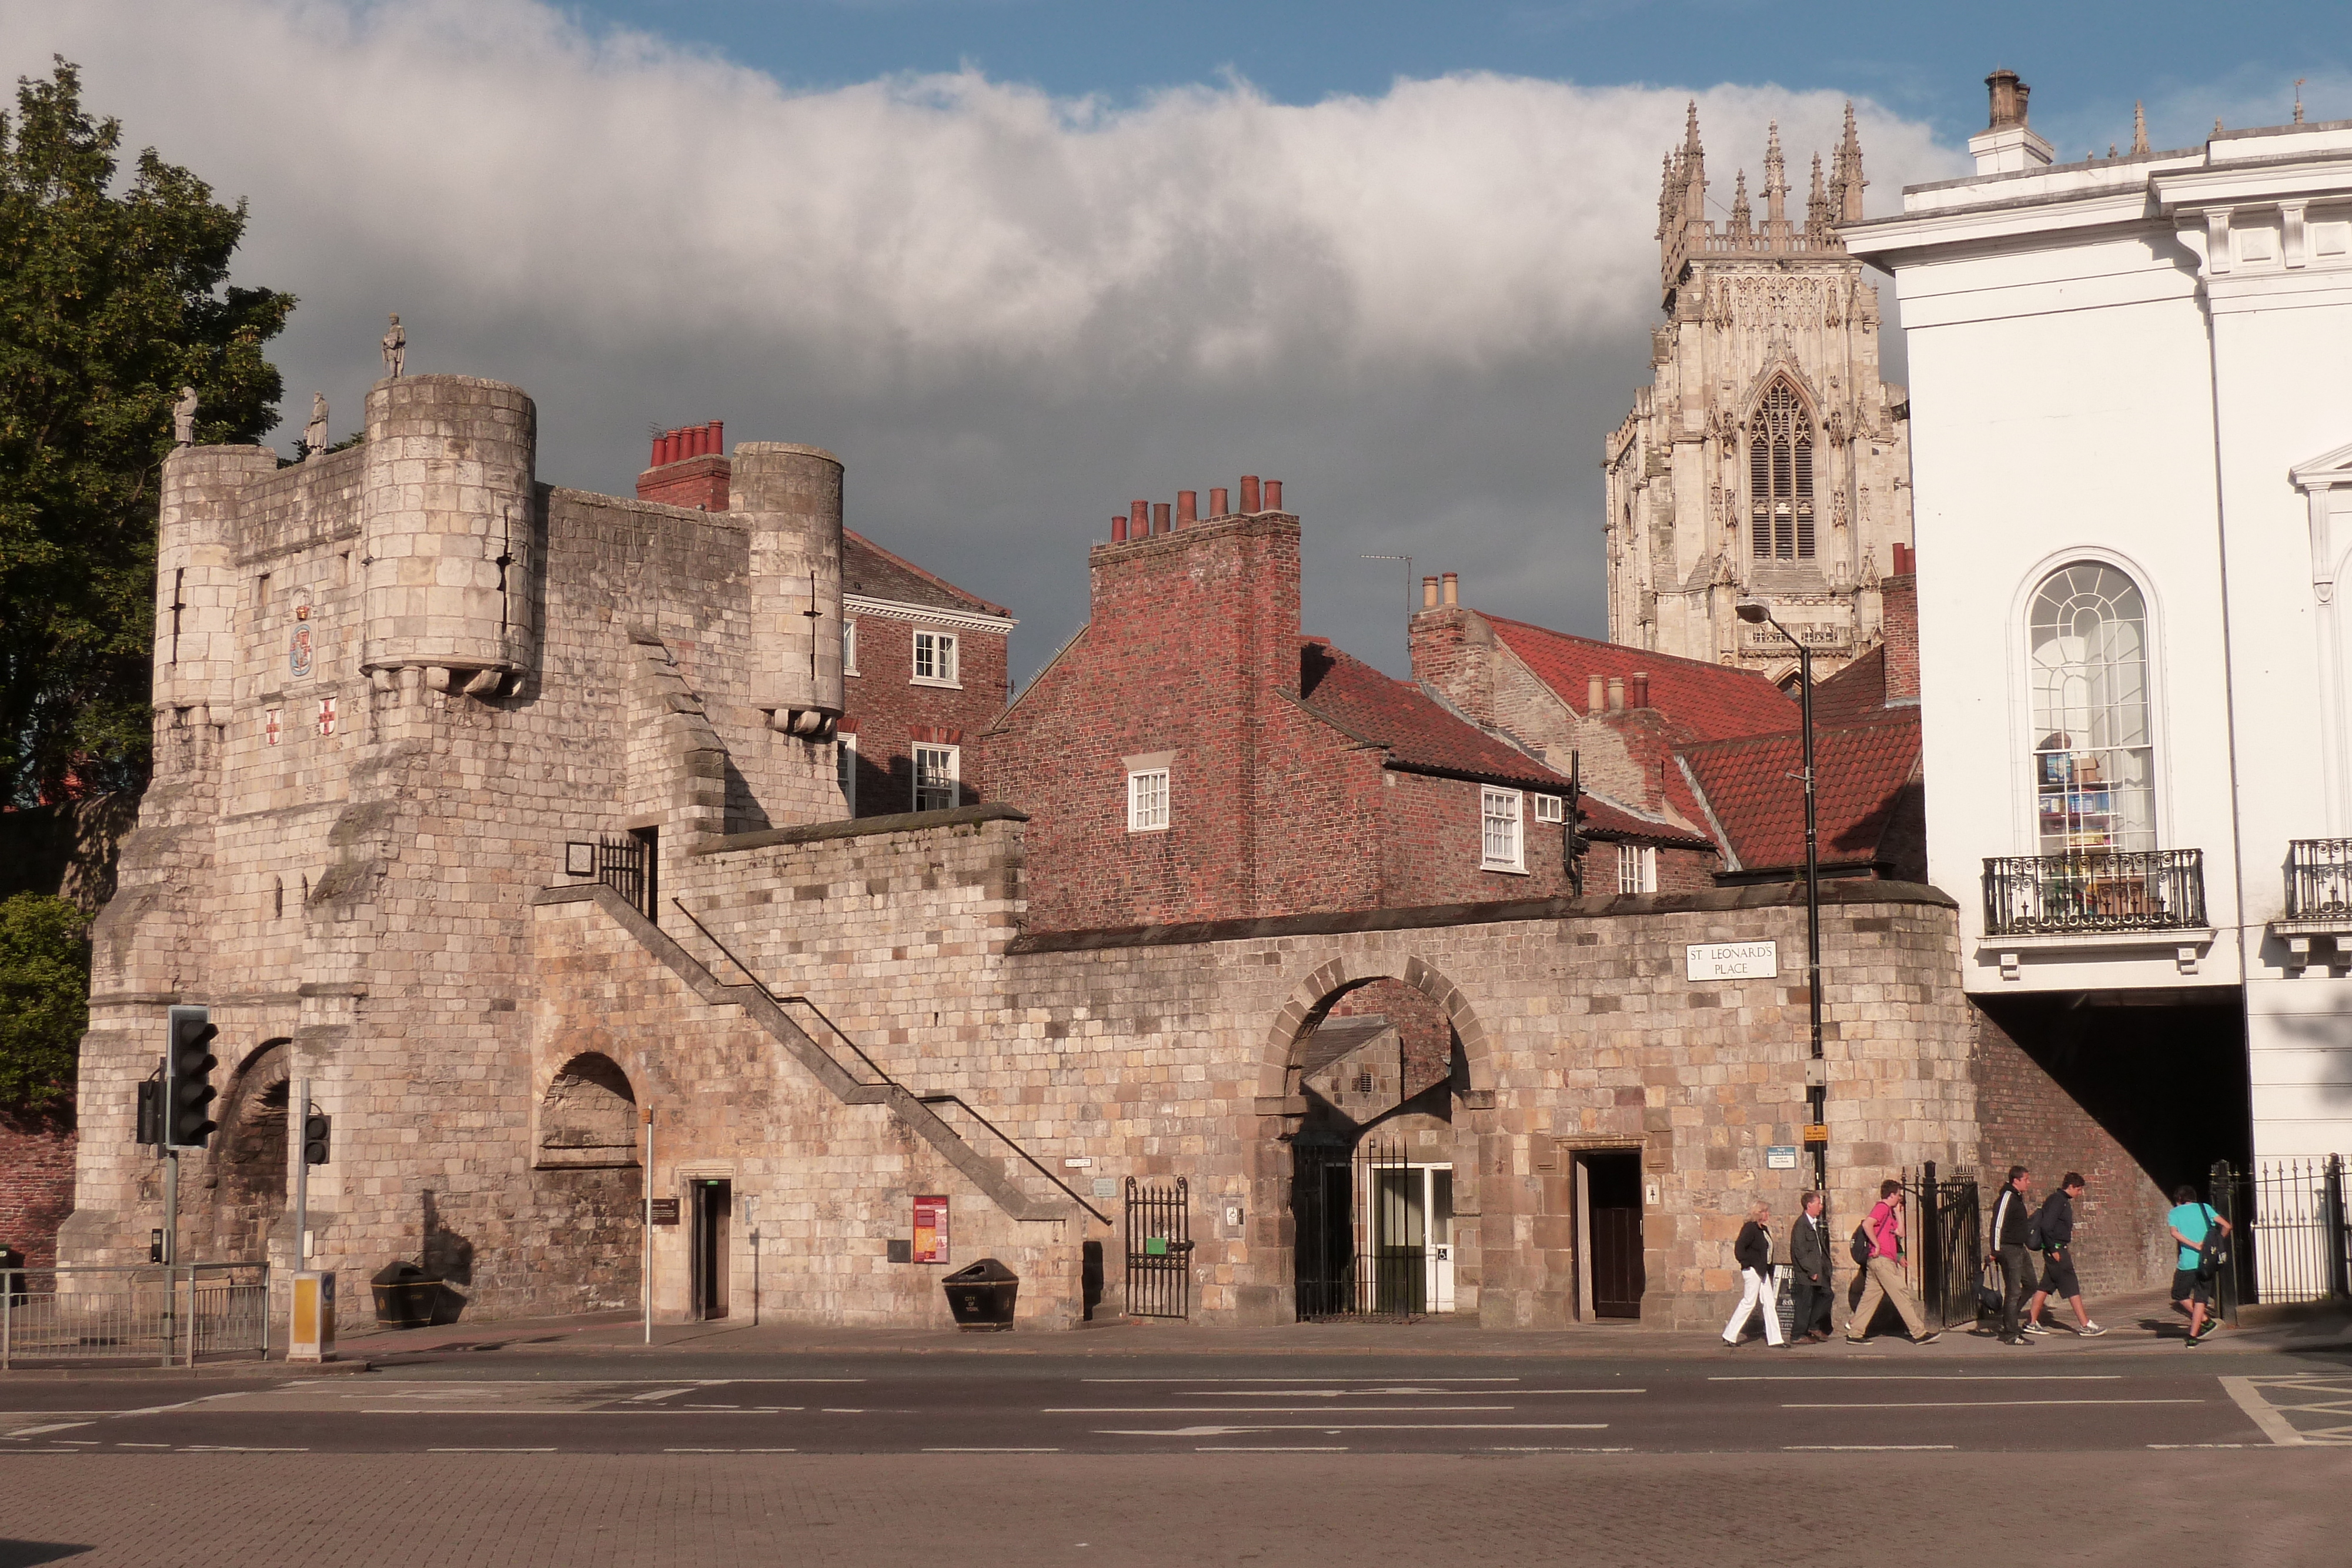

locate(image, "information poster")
(912, 1194), (950, 1264)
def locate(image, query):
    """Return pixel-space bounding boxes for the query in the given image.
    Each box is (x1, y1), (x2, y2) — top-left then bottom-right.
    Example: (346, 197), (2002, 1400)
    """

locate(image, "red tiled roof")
(1297, 640), (1572, 793)
(1678, 715), (1922, 872)
(1807, 645), (1915, 730)
(844, 529), (1013, 620)
(1483, 615), (1799, 741)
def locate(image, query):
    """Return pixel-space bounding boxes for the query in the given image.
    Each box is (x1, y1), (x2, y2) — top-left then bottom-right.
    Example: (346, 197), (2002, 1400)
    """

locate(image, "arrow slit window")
(1749, 379), (1815, 561)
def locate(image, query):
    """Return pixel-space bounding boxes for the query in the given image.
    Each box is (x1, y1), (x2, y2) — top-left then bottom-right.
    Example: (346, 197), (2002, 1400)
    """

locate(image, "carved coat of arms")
(289, 601), (314, 681)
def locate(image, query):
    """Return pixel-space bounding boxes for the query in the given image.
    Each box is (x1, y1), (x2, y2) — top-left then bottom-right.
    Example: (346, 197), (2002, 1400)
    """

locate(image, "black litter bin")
(371, 1261), (442, 1328)
(942, 1257), (1019, 1331)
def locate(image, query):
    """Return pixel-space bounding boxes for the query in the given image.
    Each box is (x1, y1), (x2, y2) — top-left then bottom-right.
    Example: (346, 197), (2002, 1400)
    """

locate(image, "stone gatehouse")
(66, 368), (1983, 1330)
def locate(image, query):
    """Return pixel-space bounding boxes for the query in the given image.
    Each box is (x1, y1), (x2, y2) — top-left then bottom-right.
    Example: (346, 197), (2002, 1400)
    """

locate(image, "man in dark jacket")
(1989, 1165), (2037, 1345)
(2024, 1172), (2106, 1336)
(1788, 1190), (1833, 1343)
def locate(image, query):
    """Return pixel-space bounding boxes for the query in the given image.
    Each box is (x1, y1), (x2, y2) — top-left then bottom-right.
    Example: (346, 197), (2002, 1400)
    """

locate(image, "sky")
(5, 1), (2344, 684)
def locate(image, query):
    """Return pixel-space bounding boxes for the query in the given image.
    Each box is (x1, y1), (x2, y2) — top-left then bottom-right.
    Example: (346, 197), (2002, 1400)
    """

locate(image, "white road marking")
(360, 1408), (802, 1415)
(1782, 1399), (2201, 1409)
(2220, 1376), (2313, 1446)
(1783, 1444), (1955, 1451)
(429, 1447), (556, 1453)
(820, 1408), (866, 1413)
(628, 1388), (696, 1403)
(181, 1446), (308, 1452)
(1098, 1423), (1608, 1437)
(1197, 1446), (1349, 1452)
(1491, 1446), (1635, 1453)
(924, 1447), (1060, 1453)
(2148, 1443), (2249, 1449)
(1713, 1375), (2120, 1382)
(1083, 1377), (1517, 1384)
(6, 1422), (94, 1438)
(1044, 1406), (1514, 1414)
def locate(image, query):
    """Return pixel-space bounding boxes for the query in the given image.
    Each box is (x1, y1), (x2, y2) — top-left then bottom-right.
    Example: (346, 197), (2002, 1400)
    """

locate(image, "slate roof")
(1483, 615), (1799, 741)
(1576, 788), (1716, 850)
(1296, 639), (1572, 793)
(843, 529), (1013, 620)
(1677, 716), (1922, 872)
(1297, 1014), (1395, 1076)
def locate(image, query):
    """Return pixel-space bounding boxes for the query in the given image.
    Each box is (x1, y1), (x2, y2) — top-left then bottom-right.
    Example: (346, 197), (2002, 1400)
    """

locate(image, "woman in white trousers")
(1722, 1199), (1785, 1348)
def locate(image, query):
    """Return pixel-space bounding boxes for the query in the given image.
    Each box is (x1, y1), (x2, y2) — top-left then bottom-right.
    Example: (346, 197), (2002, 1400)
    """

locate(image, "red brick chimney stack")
(636, 419), (731, 510)
(1884, 544), (1920, 703)
(1210, 486), (1230, 516)
(1177, 490), (1198, 526)
(1240, 475), (1261, 513)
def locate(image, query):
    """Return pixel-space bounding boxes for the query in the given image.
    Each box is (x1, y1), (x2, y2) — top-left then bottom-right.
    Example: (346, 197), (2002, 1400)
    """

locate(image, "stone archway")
(536, 1052), (640, 1168)
(1257, 954), (1495, 1324)
(210, 1039), (290, 1261)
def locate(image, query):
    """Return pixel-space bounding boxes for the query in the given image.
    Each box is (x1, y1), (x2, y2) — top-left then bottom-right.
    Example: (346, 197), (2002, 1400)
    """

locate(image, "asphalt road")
(6, 1346), (2349, 1455)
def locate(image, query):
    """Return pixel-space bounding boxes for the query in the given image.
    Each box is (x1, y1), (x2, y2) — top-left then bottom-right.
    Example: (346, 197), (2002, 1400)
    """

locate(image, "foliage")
(0, 58), (294, 805)
(0, 891), (91, 1110)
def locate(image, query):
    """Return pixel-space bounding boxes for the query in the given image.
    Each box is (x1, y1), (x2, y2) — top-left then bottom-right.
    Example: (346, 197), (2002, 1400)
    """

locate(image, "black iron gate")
(597, 833), (652, 920)
(2210, 1156), (2352, 1315)
(1292, 1139), (1426, 1320)
(1908, 1162), (1981, 1329)
(1124, 1176), (1192, 1319)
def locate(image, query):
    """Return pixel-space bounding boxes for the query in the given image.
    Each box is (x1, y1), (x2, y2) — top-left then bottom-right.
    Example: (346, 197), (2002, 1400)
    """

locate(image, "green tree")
(0, 892), (91, 1110)
(1, 58), (293, 805)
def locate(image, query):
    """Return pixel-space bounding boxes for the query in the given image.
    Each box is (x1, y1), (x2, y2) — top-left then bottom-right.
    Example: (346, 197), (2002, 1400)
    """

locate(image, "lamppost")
(1735, 597), (1826, 1193)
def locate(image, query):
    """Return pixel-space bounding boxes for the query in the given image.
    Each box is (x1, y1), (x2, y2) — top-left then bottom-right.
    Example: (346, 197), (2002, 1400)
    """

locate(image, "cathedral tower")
(1603, 103), (1913, 683)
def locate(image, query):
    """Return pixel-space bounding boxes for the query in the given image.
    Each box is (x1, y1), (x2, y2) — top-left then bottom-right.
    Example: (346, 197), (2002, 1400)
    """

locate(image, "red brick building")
(1408, 566), (1926, 890)
(986, 482), (1578, 932)
(633, 423), (1015, 819)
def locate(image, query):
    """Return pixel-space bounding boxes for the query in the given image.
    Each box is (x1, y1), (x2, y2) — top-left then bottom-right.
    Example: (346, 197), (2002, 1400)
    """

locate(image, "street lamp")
(1735, 597), (1826, 1192)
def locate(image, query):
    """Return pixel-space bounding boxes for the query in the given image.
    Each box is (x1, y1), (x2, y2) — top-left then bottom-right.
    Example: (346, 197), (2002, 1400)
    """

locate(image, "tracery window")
(1748, 379), (1815, 561)
(2027, 563), (2156, 854)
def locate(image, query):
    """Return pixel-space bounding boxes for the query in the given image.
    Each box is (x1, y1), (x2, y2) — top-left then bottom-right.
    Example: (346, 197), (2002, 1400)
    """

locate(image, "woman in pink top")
(1844, 1179), (1940, 1344)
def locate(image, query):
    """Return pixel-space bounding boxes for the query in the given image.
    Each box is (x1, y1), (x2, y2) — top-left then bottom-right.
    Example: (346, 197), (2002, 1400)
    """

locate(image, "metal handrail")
(670, 898), (1106, 1221)
(916, 1094), (1110, 1224)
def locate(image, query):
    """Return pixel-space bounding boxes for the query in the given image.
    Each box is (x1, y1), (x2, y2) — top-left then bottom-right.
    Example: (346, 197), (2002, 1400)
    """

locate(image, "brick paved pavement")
(1, 1450), (2340, 1567)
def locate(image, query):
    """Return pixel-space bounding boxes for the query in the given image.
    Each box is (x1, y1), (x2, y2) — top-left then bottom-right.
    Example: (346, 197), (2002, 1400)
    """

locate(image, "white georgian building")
(1849, 71), (2352, 1164)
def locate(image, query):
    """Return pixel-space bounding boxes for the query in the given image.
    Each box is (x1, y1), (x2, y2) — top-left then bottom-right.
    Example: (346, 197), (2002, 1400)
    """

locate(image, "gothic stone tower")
(1603, 104), (1913, 682)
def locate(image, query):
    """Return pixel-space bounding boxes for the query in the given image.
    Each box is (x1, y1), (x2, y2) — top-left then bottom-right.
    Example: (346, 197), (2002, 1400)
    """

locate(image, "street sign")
(1685, 941), (1778, 981)
(1766, 1145), (1799, 1169)
(1802, 1124), (1830, 1143)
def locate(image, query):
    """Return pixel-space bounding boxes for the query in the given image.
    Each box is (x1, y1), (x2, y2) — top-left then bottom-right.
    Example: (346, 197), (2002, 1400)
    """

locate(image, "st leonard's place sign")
(1685, 940), (1779, 982)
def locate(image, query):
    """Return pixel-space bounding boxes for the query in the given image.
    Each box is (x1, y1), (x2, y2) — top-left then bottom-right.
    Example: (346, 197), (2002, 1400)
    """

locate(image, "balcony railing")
(2287, 838), (2352, 921)
(1982, 848), (2207, 937)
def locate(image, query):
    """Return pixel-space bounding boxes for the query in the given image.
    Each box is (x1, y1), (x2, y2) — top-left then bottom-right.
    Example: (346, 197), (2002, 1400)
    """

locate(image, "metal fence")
(1123, 1177), (1192, 1319)
(1982, 848), (2207, 935)
(1904, 1163), (1983, 1329)
(2210, 1156), (2351, 1313)
(1, 1263), (270, 1369)
(2286, 838), (2352, 919)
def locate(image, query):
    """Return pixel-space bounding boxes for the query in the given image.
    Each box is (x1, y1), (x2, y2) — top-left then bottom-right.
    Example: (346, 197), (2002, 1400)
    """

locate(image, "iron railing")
(1903, 1162), (1983, 1329)
(0, 1263), (269, 1369)
(1982, 848), (2206, 935)
(2286, 839), (2352, 920)
(2209, 1156), (2351, 1315)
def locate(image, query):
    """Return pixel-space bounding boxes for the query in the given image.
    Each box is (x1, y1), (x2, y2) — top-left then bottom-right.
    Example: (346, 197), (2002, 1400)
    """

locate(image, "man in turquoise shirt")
(2166, 1183), (2231, 1345)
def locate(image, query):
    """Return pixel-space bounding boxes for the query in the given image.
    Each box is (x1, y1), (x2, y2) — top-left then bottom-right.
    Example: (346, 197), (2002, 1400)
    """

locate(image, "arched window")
(1748, 379), (1815, 561)
(2028, 563), (2155, 854)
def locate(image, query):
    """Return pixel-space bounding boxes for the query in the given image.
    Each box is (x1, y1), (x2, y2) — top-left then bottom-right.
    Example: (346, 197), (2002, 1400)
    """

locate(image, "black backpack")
(2197, 1206), (2232, 1276)
(1850, 1223), (1873, 1267)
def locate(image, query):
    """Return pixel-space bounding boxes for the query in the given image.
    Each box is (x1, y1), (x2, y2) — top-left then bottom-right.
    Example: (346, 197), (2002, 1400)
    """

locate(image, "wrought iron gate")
(1292, 1139), (1429, 1320)
(597, 834), (652, 920)
(1908, 1162), (1981, 1329)
(1124, 1176), (1192, 1319)
(2210, 1156), (2352, 1312)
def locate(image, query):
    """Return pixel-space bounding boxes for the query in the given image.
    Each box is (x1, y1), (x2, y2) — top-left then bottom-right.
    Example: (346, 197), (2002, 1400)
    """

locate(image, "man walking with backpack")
(1844, 1179), (1940, 1345)
(2168, 1183), (2233, 1346)
(2024, 1172), (2106, 1337)
(1990, 1165), (2037, 1346)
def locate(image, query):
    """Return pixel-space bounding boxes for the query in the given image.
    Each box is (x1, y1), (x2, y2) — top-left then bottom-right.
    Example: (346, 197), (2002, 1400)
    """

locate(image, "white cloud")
(9, 0), (1963, 675)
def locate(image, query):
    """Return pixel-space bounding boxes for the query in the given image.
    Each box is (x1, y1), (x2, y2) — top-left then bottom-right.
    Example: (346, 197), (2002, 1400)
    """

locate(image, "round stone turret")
(733, 442), (844, 735)
(155, 444), (279, 733)
(359, 375), (537, 691)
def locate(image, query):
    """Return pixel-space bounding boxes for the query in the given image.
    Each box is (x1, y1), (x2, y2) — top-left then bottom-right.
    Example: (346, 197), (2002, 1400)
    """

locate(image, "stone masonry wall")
(663, 811), (1976, 1330)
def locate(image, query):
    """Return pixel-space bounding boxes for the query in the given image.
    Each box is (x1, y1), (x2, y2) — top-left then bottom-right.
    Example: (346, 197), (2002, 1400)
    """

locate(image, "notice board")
(912, 1194), (950, 1264)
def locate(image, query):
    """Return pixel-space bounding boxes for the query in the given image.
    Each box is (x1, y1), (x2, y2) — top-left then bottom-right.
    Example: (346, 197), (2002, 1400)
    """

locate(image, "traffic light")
(136, 1069), (163, 1146)
(163, 1005), (219, 1148)
(303, 1109), (332, 1166)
